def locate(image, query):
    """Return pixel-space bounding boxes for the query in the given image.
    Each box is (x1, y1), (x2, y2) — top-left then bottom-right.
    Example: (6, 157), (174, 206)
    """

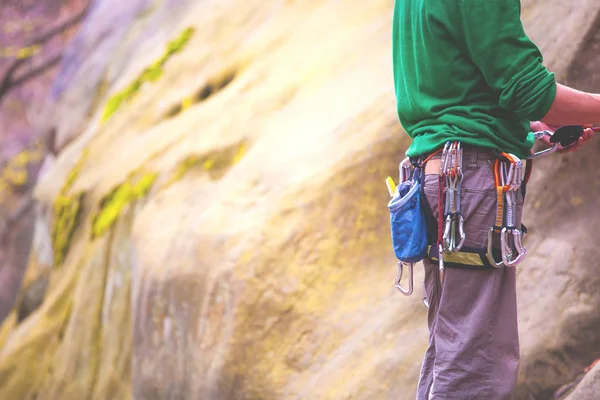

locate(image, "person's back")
(391, 0), (599, 399)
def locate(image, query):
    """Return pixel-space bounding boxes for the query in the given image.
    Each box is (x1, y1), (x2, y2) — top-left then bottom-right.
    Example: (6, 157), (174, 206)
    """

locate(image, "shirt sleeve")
(457, 0), (557, 121)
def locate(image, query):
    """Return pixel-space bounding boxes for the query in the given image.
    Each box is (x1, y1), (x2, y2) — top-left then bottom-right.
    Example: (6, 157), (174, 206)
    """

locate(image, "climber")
(391, 0), (599, 399)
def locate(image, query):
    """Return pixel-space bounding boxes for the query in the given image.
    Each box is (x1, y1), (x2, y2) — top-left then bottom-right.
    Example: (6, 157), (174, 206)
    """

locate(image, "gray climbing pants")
(416, 147), (524, 400)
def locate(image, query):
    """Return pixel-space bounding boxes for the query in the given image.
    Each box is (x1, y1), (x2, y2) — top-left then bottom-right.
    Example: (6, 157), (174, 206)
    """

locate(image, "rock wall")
(0, 0), (599, 399)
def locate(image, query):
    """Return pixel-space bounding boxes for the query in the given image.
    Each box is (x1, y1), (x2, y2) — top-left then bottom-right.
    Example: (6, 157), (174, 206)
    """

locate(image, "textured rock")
(565, 362), (600, 400)
(47, 0), (200, 152)
(0, 0), (88, 327)
(0, 0), (599, 399)
(0, 0), (88, 159)
(0, 141), (45, 325)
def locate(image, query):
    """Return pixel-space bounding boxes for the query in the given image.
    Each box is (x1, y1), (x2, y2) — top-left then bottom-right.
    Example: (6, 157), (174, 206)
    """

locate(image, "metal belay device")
(529, 124), (597, 158)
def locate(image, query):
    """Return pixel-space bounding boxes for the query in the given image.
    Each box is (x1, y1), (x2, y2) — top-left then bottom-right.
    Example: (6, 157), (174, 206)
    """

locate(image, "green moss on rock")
(169, 141), (248, 186)
(0, 139), (45, 190)
(91, 173), (157, 238)
(51, 150), (89, 268)
(52, 193), (84, 267)
(100, 27), (196, 123)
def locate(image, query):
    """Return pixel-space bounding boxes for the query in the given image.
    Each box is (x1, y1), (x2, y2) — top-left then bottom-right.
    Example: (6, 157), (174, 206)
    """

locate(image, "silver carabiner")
(500, 227), (513, 265)
(399, 157), (413, 183)
(395, 261), (414, 296)
(501, 228), (528, 266)
(453, 215), (466, 252)
(529, 130), (560, 159)
(501, 229), (527, 266)
(440, 142), (452, 175)
(505, 153), (522, 190)
(511, 229), (528, 264)
(499, 181), (528, 267)
(486, 228), (505, 268)
(438, 244), (445, 284)
(443, 215), (453, 250)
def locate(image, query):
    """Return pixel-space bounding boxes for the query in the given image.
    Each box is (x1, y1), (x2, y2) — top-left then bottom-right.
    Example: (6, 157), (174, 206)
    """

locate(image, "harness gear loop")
(486, 158), (506, 267)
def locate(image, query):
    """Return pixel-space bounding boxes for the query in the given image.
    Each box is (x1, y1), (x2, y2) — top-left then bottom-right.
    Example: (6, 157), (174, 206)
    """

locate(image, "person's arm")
(457, 0), (557, 122)
(457, 0), (597, 152)
(540, 83), (600, 125)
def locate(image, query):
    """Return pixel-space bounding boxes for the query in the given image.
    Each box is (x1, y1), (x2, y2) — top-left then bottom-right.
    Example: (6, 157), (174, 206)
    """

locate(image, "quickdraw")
(487, 153), (528, 268)
(435, 142), (466, 283)
(441, 142), (466, 253)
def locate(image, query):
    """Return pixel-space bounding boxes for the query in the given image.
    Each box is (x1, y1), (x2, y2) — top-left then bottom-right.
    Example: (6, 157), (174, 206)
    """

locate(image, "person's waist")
(420, 145), (524, 176)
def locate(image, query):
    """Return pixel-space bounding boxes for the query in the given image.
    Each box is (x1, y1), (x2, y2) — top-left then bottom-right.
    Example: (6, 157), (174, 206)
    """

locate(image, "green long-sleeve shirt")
(392, 0), (557, 159)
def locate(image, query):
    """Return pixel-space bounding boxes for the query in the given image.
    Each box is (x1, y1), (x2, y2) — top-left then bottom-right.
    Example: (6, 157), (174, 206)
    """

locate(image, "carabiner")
(453, 214), (466, 252)
(529, 130), (559, 159)
(486, 228), (504, 268)
(511, 229), (528, 264)
(443, 215), (453, 250)
(438, 243), (445, 284)
(395, 261), (414, 296)
(399, 157), (413, 183)
(501, 228), (528, 266)
(499, 182), (528, 267)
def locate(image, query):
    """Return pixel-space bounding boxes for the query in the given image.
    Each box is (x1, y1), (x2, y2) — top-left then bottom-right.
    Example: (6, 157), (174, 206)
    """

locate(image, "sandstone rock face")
(0, 0), (599, 399)
(0, 0), (89, 326)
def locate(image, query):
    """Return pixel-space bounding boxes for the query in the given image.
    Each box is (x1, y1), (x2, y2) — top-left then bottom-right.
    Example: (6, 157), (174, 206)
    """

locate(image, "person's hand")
(557, 125), (595, 154)
(530, 121), (558, 133)
(530, 121), (558, 148)
(530, 121), (595, 154)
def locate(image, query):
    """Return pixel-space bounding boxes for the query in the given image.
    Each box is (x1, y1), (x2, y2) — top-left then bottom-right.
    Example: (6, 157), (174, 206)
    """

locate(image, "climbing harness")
(386, 125), (595, 295)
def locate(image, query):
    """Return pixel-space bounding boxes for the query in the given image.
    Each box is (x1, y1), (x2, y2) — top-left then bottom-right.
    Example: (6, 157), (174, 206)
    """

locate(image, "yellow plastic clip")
(385, 176), (396, 197)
